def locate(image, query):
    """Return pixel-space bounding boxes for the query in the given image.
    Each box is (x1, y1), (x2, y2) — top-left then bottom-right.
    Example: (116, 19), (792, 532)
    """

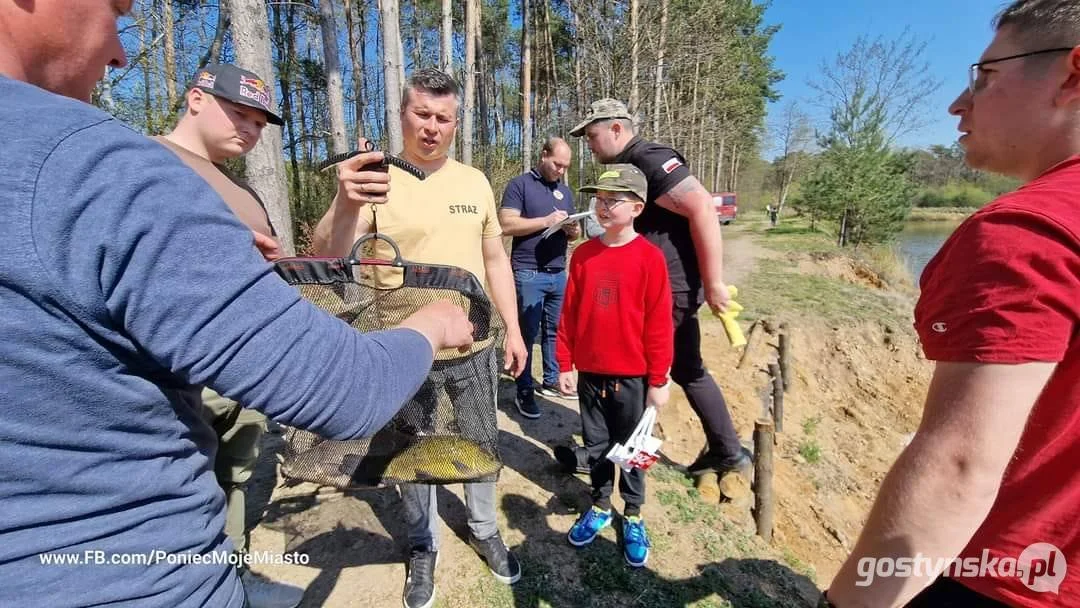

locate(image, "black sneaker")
(402, 545), (437, 608)
(468, 532), (521, 584)
(515, 392), (541, 419)
(687, 446), (753, 476)
(554, 445), (591, 475)
(536, 384), (577, 399)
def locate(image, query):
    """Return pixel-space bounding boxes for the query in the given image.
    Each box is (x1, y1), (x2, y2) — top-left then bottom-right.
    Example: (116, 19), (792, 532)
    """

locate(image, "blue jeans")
(513, 269), (566, 395)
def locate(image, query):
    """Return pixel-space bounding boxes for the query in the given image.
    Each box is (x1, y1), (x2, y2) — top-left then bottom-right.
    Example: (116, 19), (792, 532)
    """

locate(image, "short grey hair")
(995, 0), (1080, 48)
(401, 68), (462, 108)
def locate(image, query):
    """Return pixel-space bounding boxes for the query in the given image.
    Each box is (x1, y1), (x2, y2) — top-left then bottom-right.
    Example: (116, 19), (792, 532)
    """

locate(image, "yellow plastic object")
(716, 285), (747, 348)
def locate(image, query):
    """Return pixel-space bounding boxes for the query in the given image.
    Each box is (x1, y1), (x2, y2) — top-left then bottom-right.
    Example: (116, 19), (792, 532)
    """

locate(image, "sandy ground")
(244, 228), (929, 607)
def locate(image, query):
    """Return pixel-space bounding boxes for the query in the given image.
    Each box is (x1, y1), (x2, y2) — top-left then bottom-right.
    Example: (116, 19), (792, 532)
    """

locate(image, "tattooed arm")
(655, 175), (729, 312)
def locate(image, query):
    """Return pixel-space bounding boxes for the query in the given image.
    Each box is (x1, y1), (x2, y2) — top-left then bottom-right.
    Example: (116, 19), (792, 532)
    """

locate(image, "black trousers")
(578, 373), (647, 515)
(906, 576), (1008, 606)
(671, 290), (742, 459)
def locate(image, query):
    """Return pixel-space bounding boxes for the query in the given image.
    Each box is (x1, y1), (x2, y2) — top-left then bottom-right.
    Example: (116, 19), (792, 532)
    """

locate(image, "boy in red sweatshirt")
(556, 164), (674, 567)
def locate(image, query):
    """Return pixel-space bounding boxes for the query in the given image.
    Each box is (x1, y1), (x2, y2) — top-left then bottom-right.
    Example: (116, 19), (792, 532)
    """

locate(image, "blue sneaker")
(622, 516), (651, 567)
(567, 506), (612, 547)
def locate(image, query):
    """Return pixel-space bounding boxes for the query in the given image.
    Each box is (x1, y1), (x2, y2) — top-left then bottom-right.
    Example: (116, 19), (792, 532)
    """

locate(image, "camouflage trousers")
(200, 387), (267, 555)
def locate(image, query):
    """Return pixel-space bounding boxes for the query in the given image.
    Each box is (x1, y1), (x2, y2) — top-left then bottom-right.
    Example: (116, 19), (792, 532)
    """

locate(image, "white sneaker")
(240, 570), (305, 608)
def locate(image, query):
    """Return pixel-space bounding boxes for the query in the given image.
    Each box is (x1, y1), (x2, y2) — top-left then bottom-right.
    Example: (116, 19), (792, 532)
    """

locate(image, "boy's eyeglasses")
(593, 196), (634, 211)
(968, 47), (1074, 94)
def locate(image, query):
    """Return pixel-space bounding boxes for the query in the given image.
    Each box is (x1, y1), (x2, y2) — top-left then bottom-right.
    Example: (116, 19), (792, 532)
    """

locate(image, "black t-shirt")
(612, 136), (699, 294)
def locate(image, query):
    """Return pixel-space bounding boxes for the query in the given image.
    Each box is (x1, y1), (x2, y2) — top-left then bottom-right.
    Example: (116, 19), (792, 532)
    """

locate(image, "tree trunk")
(778, 172), (794, 214)
(629, 0), (640, 112)
(380, 0), (404, 153)
(141, 3), (153, 132)
(440, 0), (454, 159)
(344, 0), (365, 140)
(689, 60), (700, 160)
(697, 79), (709, 167)
(440, 0), (452, 72)
(273, 3), (303, 209)
(462, 0), (477, 166)
(208, 4), (229, 66)
(477, 14), (489, 175)
(411, 1), (422, 70)
(731, 147), (741, 191)
(714, 135), (725, 193)
(651, 0), (669, 138)
(97, 68), (116, 113)
(318, 0), (349, 155)
(227, 0), (294, 254)
(520, 0), (532, 170)
(162, 0), (177, 112)
(543, 0), (559, 130)
(572, 5), (584, 115)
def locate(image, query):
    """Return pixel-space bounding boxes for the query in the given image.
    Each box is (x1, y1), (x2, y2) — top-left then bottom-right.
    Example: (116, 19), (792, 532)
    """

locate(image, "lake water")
(897, 221), (964, 282)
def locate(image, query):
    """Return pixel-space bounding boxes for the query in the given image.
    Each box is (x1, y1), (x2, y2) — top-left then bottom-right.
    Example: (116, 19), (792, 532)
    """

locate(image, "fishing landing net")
(271, 233), (505, 489)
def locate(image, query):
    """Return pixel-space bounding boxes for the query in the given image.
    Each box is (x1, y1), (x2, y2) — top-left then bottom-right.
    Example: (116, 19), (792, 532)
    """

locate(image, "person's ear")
(1058, 47), (1080, 107)
(187, 88), (206, 113)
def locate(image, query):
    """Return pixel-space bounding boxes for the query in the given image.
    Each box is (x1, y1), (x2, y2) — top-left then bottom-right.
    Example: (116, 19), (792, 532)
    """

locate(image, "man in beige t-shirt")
(313, 68), (527, 608)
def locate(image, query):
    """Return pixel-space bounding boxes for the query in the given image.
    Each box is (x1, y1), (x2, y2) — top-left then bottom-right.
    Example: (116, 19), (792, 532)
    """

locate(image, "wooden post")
(753, 417), (775, 542)
(736, 320), (759, 369)
(779, 323), (791, 392)
(769, 362), (784, 433)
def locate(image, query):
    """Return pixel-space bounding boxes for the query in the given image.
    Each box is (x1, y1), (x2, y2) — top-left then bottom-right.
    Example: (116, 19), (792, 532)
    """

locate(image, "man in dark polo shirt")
(570, 100), (750, 476)
(499, 137), (581, 418)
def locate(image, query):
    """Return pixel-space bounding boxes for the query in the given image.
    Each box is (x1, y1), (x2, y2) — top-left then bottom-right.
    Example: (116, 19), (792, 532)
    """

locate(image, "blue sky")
(762, 0), (1009, 153)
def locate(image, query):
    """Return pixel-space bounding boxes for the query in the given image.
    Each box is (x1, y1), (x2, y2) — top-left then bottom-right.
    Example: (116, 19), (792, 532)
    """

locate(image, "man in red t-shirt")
(556, 164), (674, 569)
(825, 2), (1080, 607)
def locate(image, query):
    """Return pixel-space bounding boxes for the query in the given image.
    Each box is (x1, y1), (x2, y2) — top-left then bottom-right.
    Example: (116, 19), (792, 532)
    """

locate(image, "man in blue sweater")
(0, 2), (473, 606)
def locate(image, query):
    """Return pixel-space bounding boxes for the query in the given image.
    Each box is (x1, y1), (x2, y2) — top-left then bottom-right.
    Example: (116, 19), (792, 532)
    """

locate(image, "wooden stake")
(753, 417), (774, 542)
(736, 320), (760, 369)
(769, 362), (784, 433)
(779, 324), (791, 393)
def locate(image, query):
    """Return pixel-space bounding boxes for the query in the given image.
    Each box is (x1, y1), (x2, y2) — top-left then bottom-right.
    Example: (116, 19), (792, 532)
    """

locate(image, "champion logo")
(931, 322), (948, 333)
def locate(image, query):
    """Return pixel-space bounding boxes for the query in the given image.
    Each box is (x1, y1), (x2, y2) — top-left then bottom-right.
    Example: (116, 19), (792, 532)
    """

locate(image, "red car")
(712, 192), (737, 225)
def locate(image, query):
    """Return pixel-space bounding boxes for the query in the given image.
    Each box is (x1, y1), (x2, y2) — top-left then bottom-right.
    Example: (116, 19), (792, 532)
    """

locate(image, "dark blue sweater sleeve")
(30, 120), (433, 440)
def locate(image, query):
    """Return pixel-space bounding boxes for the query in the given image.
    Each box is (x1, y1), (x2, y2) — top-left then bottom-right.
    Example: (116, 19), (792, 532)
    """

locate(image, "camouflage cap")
(579, 164), (648, 202)
(569, 98), (632, 137)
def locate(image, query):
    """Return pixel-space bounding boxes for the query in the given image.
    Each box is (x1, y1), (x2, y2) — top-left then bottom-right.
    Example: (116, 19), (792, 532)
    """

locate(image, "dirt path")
(244, 228), (872, 607)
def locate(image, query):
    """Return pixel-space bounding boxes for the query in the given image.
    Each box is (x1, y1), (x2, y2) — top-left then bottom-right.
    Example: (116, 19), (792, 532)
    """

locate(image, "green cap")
(569, 98), (632, 137)
(579, 164), (647, 202)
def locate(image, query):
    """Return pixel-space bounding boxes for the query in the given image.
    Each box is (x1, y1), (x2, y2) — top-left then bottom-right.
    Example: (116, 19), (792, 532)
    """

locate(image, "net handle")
(348, 232), (405, 267)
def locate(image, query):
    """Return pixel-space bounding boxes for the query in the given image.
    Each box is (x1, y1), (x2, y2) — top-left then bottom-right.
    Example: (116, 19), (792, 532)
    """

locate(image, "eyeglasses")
(592, 195), (634, 211)
(968, 47), (1074, 94)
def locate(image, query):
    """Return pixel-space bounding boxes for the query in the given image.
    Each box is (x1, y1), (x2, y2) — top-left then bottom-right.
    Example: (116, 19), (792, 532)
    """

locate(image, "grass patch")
(802, 415), (821, 436)
(650, 462), (695, 487)
(907, 206), (976, 222)
(739, 258), (907, 323)
(798, 440), (822, 464)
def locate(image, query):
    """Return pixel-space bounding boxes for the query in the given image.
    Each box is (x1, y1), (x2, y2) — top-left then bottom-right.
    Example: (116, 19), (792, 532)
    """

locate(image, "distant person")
(312, 68), (527, 608)
(556, 164), (673, 568)
(766, 204), (778, 227)
(498, 137), (581, 419)
(0, 3), (474, 607)
(156, 62), (303, 608)
(824, 1), (1080, 606)
(570, 99), (751, 478)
